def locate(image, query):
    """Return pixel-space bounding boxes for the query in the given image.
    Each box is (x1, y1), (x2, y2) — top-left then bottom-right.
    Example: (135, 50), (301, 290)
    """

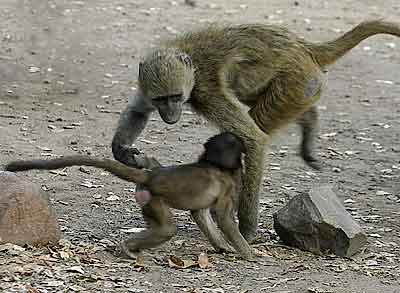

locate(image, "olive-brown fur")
(112, 20), (400, 241)
(5, 133), (254, 260)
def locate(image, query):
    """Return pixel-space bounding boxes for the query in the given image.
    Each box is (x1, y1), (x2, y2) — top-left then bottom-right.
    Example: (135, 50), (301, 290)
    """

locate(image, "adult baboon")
(111, 20), (400, 241)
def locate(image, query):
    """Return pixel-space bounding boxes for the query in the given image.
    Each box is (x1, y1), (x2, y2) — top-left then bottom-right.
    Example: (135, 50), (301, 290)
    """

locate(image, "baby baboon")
(5, 133), (254, 261)
(111, 20), (400, 241)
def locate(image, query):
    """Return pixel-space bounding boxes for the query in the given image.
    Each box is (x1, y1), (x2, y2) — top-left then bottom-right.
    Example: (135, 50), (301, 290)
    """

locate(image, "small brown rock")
(0, 171), (60, 246)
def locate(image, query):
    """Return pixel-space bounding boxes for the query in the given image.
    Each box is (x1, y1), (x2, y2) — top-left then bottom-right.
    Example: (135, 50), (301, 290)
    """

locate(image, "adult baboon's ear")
(177, 52), (192, 68)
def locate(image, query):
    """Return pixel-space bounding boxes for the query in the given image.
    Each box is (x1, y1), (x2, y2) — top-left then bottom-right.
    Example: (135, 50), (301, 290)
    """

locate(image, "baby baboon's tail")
(307, 20), (400, 67)
(5, 155), (149, 184)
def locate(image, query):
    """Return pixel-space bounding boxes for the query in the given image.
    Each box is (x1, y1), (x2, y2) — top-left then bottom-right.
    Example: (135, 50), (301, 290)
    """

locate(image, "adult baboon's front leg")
(238, 138), (266, 242)
(112, 96), (154, 168)
(194, 91), (268, 242)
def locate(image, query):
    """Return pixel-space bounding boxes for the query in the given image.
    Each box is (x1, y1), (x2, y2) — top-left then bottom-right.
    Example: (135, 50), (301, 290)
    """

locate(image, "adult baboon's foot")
(301, 153), (322, 171)
(239, 221), (258, 243)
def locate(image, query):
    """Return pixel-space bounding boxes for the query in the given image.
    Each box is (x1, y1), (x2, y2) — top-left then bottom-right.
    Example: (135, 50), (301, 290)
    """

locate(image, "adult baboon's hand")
(114, 145), (142, 168)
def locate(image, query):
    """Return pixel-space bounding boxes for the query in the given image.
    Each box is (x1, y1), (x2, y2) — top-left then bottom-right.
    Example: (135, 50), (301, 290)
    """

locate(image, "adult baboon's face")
(138, 49), (195, 124)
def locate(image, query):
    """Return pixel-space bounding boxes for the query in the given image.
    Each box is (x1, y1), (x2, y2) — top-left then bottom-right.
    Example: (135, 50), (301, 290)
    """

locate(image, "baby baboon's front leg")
(121, 197), (176, 258)
(194, 91), (268, 242)
(191, 209), (234, 253)
(214, 189), (254, 261)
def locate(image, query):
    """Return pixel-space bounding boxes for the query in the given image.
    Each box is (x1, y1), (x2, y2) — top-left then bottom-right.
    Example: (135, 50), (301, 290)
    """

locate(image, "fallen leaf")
(365, 260), (378, 266)
(199, 288), (224, 293)
(140, 139), (157, 144)
(106, 195), (120, 201)
(28, 66), (41, 73)
(66, 266), (85, 274)
(49, 170), (68, 176)
(80, 181), (104, 188)
(344, 199), (356, 204)
(376, 190), (391, 196)
(0, 243), (25, 252)
(37, 146), (52, 151)
(344, 150), (358, 155)
(134, 255), (146, 267)
(168, 255), (197, 269)
(68, 285), (86, 292)
(320, 132), (337, 139)
(198, 253), (211, 269)
(120, 227), (146, 233)
(46, 281), (64, 287)
(375, 79), (394, 85)
(59, 250), (72, 260)
(27, 287), (41, 293)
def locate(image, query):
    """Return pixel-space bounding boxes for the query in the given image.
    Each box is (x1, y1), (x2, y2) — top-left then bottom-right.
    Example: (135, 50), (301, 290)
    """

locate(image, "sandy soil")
(0, 0), (399, 292)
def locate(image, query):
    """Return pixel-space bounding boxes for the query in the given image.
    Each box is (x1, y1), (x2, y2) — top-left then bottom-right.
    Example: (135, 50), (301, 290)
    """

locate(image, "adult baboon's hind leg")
(297, 106), (321, 170)
(249, 63), (324, 168)
(120, 197), (176, 258)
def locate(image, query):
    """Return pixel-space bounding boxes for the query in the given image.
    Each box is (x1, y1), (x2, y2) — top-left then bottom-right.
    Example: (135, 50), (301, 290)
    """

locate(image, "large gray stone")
(0, 171), (60, 247)
(273, 185), (367, 257)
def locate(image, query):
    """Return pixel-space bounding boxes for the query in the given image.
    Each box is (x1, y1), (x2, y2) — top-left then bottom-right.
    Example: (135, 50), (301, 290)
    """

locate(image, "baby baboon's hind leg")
(121, 197), (176, 258)
(191, 209), (235, 253)
(213, 187), (254, 261)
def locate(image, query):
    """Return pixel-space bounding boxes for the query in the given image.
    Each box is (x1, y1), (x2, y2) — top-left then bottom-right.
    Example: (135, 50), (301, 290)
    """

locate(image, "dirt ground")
(0, 0), (400, 292)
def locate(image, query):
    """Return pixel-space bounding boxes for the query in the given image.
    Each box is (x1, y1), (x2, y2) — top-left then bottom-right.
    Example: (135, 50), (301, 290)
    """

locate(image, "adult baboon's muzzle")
(159, 105), (182, 124)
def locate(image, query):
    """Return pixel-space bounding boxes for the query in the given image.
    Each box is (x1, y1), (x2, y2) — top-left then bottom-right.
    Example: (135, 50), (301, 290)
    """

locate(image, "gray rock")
(0, 171), (61, 247)
(273, 185), (367, 257)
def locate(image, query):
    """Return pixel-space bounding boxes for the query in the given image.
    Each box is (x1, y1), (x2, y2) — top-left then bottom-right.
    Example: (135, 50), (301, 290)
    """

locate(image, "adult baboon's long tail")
(5, 155), (149, 184)
(308, 20), (400, 67)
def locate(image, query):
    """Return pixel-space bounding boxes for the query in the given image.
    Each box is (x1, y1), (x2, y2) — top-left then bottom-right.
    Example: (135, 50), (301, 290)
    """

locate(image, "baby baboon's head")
(202, 132), (246, 170)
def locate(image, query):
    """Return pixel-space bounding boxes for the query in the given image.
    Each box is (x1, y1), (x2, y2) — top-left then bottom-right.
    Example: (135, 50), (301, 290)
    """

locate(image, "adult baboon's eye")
(170, 94), (184, 102)
(153, 96), (166, 103)
(154, 94), (183, 103)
